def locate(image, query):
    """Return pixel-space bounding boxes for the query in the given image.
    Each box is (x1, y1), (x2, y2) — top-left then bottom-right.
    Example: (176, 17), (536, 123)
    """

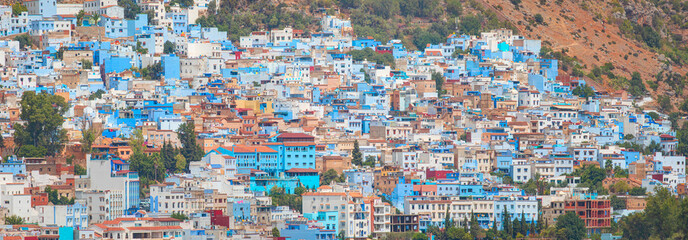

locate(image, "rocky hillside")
(475, 0), (688, 110)
(298, 0), (688, 110)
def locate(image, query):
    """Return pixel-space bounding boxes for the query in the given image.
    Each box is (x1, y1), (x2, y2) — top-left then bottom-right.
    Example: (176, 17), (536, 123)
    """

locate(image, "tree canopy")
(351, 140), (362, 166)
(171, 212), (188, 221)
(348, 48), (395, 68)
(572, 85), (595, 98)
(619, 187), (688, 239)
(628, 72), (647, 97)
(4, 215), (24, 225)
(269, 186), (304, 213)
(320, 169), (345, 186)
(555, 212), (586, 240)
(164, 41), (176, 54)
(177, 122), (204, 168)
(14, 91), (68, 157)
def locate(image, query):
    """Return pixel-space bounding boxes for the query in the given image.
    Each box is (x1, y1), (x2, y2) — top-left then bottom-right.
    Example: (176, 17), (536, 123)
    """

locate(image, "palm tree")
(91, 13), (100, 26)
(76, 10), (85, 26)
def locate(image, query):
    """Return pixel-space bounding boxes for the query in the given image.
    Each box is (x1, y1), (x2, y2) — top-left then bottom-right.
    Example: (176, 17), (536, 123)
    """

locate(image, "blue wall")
(162, 55), (181, 80)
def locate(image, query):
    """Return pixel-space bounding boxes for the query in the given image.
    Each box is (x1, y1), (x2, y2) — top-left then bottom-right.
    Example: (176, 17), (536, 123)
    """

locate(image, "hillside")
(195, 0), (688, 110)
(475, 0), (688, 110)
(481, 0), (665, 85)
(43, 0), (688, 109)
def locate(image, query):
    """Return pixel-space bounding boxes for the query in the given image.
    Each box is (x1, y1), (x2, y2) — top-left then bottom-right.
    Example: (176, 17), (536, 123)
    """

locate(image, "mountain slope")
(482, 0), (680, 85)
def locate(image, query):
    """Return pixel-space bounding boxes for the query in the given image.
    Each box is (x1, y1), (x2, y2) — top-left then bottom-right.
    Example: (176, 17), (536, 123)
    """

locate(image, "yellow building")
(234, 99), (273, 115)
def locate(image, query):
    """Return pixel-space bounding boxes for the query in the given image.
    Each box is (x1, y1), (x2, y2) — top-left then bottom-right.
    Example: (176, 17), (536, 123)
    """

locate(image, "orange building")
(564, 199), (611, 234)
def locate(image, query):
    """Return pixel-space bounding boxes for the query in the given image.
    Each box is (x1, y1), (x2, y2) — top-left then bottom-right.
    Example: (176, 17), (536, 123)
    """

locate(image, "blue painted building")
(162, 54), (181, 80)
(280, 221), (337, 240)
(0, 156), (26, 175)
(229, 198), (252, 221)
(304, 211), (340, 233)
(285, 168), (320, 189)
(249, 172), (299, 194)
(103, 56), (133, 74)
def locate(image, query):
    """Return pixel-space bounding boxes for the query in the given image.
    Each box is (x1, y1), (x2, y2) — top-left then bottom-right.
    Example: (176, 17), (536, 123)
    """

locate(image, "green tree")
(320, 169), (340, 185)
(572, 85), (595, 98)
(74, 164), (87, 175)
(161, 141), (178, 172)
(163, 41), (176, 54)
(412, 27), (444, 51)
(502, 176), (513, 184)
(14, 91), (68, 157)
(657, 95), (672, 113)
(81, 59), (93, 69)
(130, 129), (145, 154)
(432, 71), (446, 95)
(14, 34), (34, 50)
(610, 181), (629, 194)
(174, 153), (187, 173)
(348, 48), (395, 67)
(679, 198), (688, 238)
(412, 232), (427, 240)
(45, 186), (75, 205)
(16, 145), (47, 157)
(618, 186), (688, 239)
(91, 13), (101, 26)
(519, 211), (526, 236)
(446, 0), (462, 17)
(555, 212), (586, 240)
(629, 187), (646, 196)
(11, 3), (27, 16)
(623, 134), (635, 140)
(610, 195), (626, 210)
(605, 159), (613, 177)
(352, 140), (362, 166)
(446, 226), (472, 240)
(150, 153), (165, 182)
(272, 227), (280, 237)
(613, 166), (629, 178)
(129, 151), (165, 186)
(88, 89), (105, 100)
(502, 208), (511, 236)
(536, 213), (544, 233)
(136, 41), (148, 54)
(4, 215), (24, 225)
(620, 212), (650, 240)
(570, 165), (606, 193)
(645, 140), (663, 154)
(171, 212), (188, 221)
(294, 186), (306, 196)
(269, 186), (303, 212)
(534, 13), (544, 24)
(639, 24), (661, 49)
(139, 62), (162, 80)
(644, 187), (678, 239)
(469, 212), (483, 238)
(647, 112), (660, 121)
(207, 0), (216, 14)
(628, 72), (647, 97)
(119, 0), (142, 19)
(177, 122), (203, 168)
(81, 128), (96, 153)
(363, 155), (376, 167)
(460, 15), (482, 35)
(76, 10), (86, 26)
